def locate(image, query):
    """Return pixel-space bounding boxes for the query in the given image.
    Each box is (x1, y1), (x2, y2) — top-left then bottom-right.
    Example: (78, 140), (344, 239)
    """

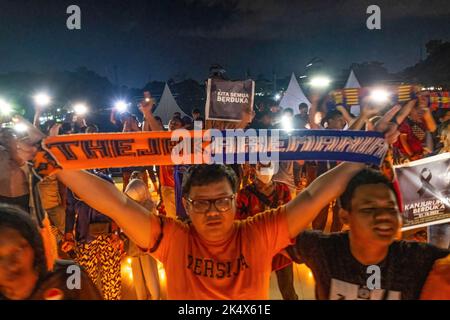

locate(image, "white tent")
(344, 70), (361, 116)
(345, 70), (361, 89)
(279, 73), (311, 114)
(154, 83), (187, 125)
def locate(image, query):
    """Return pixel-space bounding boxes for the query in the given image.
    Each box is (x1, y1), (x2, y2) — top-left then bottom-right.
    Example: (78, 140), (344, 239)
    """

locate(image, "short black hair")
(321, 109), (343, 126)
(192, 108), (201, 114)
(339, 169), (397, 211)
(0, 204), (48, 279)
(298, 103), (308, 110)
(182, 164), (239, 196)
(171, 116), (185, 126)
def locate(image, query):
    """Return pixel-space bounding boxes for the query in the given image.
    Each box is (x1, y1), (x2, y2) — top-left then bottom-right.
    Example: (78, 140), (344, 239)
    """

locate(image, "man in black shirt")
(286, 169), (450, 300)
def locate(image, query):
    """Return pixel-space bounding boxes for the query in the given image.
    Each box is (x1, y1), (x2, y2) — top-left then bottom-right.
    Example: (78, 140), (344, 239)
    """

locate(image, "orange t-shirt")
(151, 206), (292, 300)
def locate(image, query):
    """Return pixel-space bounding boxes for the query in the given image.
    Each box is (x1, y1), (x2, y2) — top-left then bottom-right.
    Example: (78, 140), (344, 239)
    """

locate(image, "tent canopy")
(344, 70), (362, 116)
(154, 83), (187, 125)
(279, 73), (311, 114)
(345, 70), (361, 89)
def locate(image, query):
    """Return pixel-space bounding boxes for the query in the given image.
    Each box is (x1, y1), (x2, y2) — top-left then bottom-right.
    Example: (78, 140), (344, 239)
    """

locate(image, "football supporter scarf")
(329, 85), (449, 109)
(33, 129), (388, 177)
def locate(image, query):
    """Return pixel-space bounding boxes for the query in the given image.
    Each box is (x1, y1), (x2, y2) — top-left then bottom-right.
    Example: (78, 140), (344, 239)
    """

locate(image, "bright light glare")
(73, 104), (88, 115)
(281, 115), (293, 131)
(0, 99), (12, 115)
(14, 122), (28, 133)
(310, 76), (331, 88)
(114, 100), (128, 112)
(34, 93), (51, 107)
(274, 94), (281, 101)
(370, 89), (390, 103)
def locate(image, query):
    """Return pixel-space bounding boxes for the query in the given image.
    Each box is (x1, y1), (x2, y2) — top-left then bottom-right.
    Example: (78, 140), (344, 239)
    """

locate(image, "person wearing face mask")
(235, 163), (298, 300)
(124, 179), (161, 300)
(236, 163), (291, 220)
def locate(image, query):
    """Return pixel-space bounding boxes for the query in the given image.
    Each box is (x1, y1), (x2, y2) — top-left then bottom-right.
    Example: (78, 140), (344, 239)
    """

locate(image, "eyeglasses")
(185, 195), (235, 214)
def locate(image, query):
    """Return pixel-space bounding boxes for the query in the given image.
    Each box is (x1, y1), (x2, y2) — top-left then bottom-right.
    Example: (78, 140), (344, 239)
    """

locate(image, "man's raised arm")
(285, 162), (365, 238)
(285, 103), (408, 238)
(56, 170), (159, 249)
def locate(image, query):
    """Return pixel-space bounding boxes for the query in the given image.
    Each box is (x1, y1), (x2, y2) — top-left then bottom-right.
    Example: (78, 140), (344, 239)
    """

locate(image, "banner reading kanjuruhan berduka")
(394, 153), (450, 231)
(205, 78), (255, 122)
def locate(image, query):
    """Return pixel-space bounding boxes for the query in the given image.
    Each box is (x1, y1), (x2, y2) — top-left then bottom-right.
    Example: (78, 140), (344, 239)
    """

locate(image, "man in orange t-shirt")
(153, 165), (294, 299)
(57, 161), (368, 299)
(153, 200), (290, 299)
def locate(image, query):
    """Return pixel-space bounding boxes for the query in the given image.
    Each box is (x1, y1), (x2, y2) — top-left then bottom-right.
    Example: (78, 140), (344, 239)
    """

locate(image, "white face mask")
(255, 169), (274, 185)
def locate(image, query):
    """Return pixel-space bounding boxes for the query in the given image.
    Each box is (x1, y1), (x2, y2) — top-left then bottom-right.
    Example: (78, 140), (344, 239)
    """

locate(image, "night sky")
(1, 0), (449, 87)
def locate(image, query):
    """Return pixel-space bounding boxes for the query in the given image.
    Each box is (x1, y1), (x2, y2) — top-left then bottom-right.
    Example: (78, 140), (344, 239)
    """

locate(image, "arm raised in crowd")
(33, 106), (43, 128)
(347, 98), (379, 130)
(56, 170), (160, 249)
(285, 104), (403, 238)
(140, 98), (164, 131)
(110, 108), (118, 126)
(308, 92), (321, 129)
(350, 98), (418, 131)
(336, 105), (355, 127)
(285, 162), (365, 238)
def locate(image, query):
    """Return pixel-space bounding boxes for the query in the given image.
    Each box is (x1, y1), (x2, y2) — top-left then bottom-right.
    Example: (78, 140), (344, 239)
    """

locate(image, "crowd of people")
(0, 79), (449, 300)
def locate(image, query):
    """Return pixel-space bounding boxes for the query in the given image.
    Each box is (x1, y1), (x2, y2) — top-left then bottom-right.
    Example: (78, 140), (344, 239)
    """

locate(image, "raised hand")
(139, 91), (155, 115)
(373, 104), (402, 144)
(360, 97), (381, 119)
(49, 123), (62, 137)
(390, 99), (417, 126)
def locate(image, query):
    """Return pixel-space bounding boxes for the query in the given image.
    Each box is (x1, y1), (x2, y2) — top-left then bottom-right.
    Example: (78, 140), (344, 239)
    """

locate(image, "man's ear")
(339, 208), (350, 226)
(182, 198), (190, 214)
(232, 195), (238, 207)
